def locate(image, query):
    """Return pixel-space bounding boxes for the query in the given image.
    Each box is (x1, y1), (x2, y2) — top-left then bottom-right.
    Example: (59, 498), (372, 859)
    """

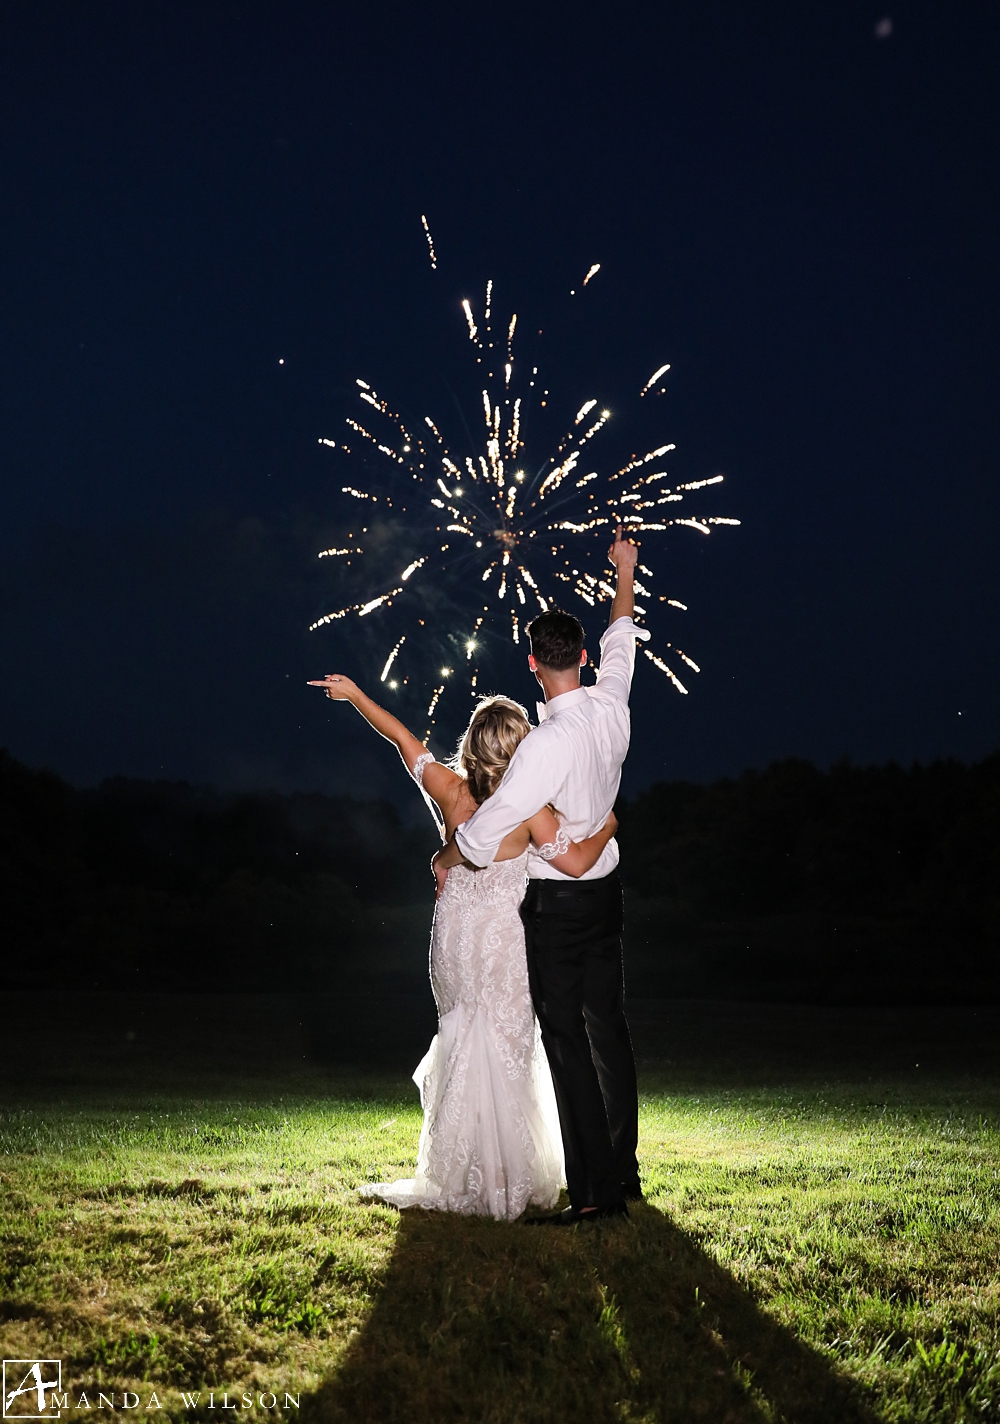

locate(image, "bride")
(307, 673), (617, 1220)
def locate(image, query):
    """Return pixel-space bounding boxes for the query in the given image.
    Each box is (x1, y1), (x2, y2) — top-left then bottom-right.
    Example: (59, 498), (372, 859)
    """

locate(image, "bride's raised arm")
(525, 805), (618, 879)
(307, 674), (461, 810)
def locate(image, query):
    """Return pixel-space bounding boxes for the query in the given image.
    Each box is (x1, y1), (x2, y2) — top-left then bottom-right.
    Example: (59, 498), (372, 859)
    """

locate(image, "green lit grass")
(2, 1074), (999, 1422)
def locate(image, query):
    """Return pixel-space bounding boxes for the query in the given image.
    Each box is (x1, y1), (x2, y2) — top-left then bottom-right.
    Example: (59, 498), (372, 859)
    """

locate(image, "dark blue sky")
(2, 1), (997, 806)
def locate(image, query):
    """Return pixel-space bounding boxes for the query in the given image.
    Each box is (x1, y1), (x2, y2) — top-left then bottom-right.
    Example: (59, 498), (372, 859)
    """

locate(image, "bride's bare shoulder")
(420, 758), (466, 802)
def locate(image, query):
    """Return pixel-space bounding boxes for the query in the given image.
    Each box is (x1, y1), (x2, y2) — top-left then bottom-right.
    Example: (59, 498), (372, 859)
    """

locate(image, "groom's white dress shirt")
(454, 616), (650, 881)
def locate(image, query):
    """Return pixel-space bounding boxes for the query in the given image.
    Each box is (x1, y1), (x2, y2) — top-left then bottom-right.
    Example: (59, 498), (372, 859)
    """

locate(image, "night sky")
(2, 2), (998, 808)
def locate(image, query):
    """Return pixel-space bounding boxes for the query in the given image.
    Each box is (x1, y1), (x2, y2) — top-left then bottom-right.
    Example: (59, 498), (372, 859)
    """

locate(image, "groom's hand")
(608, 524), (639, 572)
(431, 852), (449, 900)
(432, 835), (470, 896)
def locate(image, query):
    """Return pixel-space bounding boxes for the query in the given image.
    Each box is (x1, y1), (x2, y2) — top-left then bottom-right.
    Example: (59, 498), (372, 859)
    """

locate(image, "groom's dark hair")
(526, 609), (586, 671)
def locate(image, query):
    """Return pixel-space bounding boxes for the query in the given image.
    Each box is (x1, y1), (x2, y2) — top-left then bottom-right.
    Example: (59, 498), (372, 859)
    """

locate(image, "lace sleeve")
(410, 752), (445, 837)
(411, 751), (435, 788)
(535, 826), (571, 861)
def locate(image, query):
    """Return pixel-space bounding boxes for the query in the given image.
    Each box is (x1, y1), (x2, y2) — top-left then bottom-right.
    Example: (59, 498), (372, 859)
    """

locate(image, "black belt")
(525, 871), (618, 909)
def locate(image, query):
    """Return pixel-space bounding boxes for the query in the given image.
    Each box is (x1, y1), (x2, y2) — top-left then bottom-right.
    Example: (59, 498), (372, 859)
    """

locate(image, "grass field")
(1, 997), (999, 1423)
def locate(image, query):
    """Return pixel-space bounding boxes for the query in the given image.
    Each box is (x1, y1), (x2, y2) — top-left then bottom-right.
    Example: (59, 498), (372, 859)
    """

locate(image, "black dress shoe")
(527, 1202), (629, 1226)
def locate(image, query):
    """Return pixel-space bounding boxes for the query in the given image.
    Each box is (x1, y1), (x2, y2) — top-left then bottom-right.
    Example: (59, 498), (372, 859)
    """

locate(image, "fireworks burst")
(311, 231), (739, 739)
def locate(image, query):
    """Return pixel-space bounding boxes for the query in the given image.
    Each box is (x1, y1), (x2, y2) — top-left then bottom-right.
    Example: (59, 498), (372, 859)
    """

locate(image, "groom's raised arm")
(593, 529), (649, 704)
(451, 734), (555, 868)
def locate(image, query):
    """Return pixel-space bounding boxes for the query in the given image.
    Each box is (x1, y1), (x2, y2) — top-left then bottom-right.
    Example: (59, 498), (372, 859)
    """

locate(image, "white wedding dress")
(360, 757), (564, 1221)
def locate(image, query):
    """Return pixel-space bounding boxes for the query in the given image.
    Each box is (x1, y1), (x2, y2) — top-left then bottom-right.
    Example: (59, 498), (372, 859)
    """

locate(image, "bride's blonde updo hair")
(452, 695), (532, 804)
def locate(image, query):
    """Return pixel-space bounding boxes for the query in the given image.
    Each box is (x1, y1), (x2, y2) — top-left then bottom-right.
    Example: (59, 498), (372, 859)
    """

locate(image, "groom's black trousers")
(520, 871), (639, 1210)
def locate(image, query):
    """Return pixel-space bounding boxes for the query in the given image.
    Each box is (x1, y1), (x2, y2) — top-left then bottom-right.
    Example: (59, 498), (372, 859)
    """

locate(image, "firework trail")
(311, 230), (739, 739)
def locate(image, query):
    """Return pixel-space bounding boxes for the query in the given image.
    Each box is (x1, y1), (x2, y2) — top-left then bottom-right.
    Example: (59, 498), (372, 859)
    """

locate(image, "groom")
(433, 527), (648, 1222)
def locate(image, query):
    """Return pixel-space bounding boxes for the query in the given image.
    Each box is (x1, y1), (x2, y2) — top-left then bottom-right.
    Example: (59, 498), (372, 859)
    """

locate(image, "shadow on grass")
(304, 1200), (880, 1424)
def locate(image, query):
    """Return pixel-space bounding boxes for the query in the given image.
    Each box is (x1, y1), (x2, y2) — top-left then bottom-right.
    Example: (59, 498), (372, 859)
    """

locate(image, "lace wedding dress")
(360, 756), (564, 1220)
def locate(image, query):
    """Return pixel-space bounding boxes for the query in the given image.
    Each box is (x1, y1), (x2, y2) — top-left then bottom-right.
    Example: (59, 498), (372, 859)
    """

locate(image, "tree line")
(618, 754), (999, 1003)
(3, 748), (997, 1003)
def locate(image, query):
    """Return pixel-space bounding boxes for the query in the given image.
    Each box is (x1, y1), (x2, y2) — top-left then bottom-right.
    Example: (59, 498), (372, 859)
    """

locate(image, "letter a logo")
(2, 1363), (63, 1419)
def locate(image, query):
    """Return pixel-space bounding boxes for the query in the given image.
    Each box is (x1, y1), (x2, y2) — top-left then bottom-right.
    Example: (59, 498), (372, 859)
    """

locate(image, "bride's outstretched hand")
(307, 674), (359, 701)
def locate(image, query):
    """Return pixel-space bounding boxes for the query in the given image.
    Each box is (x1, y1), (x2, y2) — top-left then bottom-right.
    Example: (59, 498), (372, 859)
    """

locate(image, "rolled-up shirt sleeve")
(454, 734), (556, 867)
(594, 616), (650, 705)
